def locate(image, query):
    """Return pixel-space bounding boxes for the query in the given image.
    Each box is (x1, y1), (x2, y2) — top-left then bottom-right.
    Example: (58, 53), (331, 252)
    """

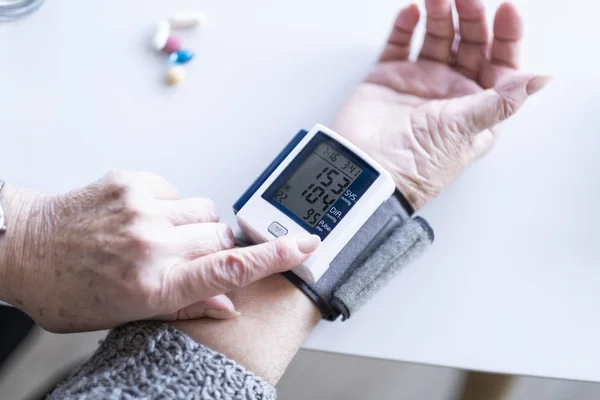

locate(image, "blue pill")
(169, 50), (194, 65)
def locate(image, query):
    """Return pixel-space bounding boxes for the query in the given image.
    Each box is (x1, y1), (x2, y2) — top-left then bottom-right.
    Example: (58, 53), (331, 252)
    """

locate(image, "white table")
(1, 0), (598, 383)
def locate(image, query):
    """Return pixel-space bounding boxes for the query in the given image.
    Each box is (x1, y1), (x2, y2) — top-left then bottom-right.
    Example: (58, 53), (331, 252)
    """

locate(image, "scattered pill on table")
(152, 21), (170, 51)
(163, 36), (183, 53)
(166, 66), (186, 85)
(169, 50), (194, 65)
(150, 12), (207, 86)
(169, 11), (208, 29)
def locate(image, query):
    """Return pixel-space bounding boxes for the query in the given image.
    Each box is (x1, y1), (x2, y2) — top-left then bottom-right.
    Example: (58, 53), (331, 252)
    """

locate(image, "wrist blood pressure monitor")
(234, 124), (434, 321)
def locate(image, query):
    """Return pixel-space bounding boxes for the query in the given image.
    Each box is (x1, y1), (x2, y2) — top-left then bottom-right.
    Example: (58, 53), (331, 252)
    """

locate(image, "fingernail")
(526, 75), (552, 95)
(208, 203), (220, 221)
(218, 225), (235, 249)
(203, 309), (241, 319)
(296, 234), (321, 254)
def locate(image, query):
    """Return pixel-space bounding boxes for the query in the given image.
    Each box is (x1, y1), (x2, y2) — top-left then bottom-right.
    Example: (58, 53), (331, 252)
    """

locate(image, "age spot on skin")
(15, 298), (23, 306)
(58, 308), (66, 317)
(109, 189), (122, 200)
(38, 308), (44, 316)
(94, 295), (101, 305)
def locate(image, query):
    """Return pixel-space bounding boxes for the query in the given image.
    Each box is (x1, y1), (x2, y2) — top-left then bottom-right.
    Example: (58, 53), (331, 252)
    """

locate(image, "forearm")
(49, 276), (319, 399)
(173, 274), (321, 384)
(49, 321), (279, 399)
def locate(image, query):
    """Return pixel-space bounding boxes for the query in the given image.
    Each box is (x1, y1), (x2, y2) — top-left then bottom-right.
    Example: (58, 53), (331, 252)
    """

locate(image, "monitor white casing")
(236, 124), (396, 284)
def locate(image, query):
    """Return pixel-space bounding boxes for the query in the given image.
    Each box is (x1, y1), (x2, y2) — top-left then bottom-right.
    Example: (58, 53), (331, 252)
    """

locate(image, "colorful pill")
(166, 66), (186, 85)
(152, 21), (170, 51)
(169, 50), (194, 65)
(169, 11), (208, 29)
(163, 36), (183, 53)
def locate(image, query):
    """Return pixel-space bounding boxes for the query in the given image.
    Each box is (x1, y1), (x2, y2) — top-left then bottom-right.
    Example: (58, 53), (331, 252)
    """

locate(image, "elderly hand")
(334, 0), (550, 210)
(0, 170), (320, 333)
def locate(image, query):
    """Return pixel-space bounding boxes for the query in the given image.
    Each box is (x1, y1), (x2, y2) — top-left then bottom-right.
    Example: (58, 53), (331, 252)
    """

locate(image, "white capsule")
(169, 11), (208, 29)
(152, 21), (171, 51)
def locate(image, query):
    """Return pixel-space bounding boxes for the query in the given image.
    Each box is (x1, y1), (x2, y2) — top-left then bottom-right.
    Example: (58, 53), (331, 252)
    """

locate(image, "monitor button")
(268, 222), (288, 238)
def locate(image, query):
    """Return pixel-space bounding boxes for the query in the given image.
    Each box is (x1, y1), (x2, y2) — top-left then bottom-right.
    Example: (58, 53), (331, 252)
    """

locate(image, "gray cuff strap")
(285, 196), (434, 321)
(331, 216), (432, 319)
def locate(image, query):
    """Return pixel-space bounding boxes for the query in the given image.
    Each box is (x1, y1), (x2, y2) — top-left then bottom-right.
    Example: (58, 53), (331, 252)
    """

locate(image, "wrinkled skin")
(334, 0), (550, 209)
(0, 170), (319, 333)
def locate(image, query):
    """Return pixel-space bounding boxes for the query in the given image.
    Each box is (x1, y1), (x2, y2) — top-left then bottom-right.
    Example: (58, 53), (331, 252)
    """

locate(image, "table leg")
(458, 371), (515, 400)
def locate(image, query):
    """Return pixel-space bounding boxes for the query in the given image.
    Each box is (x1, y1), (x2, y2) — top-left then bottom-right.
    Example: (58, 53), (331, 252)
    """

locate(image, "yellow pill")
(166, 66), (186, 85)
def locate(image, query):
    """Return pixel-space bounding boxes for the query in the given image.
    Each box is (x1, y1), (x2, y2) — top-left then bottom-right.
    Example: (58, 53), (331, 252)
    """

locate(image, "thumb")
(156, 294), (240, 321)
(440, 73), (552, 137)
(168, 233), (321, 305)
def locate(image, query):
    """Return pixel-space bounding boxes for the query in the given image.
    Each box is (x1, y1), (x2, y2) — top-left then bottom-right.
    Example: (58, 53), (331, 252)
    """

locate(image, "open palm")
(334, 0), (549, 210)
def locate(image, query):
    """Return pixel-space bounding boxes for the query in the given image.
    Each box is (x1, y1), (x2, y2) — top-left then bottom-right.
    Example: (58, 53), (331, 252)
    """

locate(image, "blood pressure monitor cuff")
(282, 196), (433, 321)
(233, 128), (434, 321)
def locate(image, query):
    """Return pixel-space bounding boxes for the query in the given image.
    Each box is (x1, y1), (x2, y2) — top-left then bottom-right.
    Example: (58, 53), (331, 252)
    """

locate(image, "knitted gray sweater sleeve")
(48, 322), (277, 400)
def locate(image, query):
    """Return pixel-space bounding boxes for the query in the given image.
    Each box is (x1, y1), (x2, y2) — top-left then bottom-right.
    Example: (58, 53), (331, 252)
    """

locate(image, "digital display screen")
(262, 132), (379, 240)
(272, 142), (363, 227)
